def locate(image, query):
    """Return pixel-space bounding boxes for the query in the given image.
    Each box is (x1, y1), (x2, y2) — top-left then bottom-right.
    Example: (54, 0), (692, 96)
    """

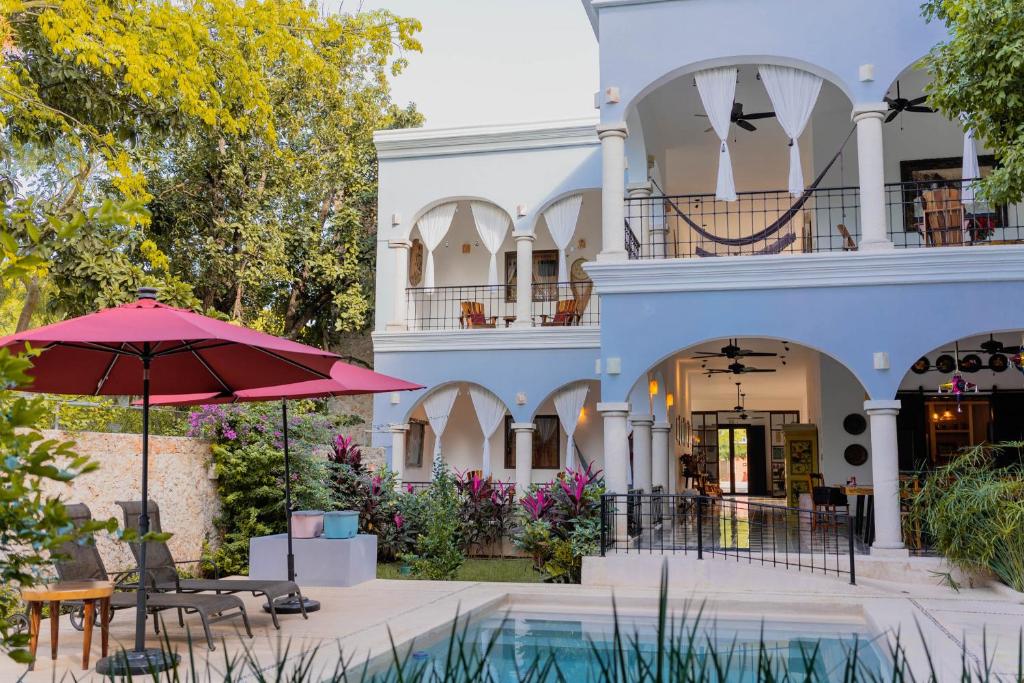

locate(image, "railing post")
(848, 511), (856, 585)
(600, 494), (607, 556)
(696, 496), (704, 560)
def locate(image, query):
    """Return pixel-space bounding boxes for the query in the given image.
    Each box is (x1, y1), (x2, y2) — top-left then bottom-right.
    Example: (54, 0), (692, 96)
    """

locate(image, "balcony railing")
(886, 178), (1024, 247)
(624, 186), (862, 259)
(405, 281), (599, 331)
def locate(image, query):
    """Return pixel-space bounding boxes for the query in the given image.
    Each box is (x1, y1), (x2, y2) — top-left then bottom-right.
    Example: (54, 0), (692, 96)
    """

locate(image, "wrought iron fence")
(624, 187), (861, 259)
(625, 220), (641, 259)
(885, 179), (1024, 247)
(599, 494), (855, 583)
(406, 282), (599, 330)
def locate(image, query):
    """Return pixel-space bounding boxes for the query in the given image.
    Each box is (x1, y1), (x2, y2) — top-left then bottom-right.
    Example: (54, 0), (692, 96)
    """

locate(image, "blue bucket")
(323, 510), (359, 539)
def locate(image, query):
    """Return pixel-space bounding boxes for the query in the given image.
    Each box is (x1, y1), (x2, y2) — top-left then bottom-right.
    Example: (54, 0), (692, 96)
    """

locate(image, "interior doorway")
(717, 426), (767, 495)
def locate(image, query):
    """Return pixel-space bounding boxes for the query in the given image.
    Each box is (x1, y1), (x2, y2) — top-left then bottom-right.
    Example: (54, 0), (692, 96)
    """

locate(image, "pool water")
(411, 610), (888, 681)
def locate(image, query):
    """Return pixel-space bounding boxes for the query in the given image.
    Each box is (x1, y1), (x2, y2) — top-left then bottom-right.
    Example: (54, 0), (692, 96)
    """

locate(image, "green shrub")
(402, 466), (464, 579)
(912, 442), (1024, 591)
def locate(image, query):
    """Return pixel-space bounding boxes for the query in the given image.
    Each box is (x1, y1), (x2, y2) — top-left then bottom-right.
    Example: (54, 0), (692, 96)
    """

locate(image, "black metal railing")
(625, 219), (641, 259)
(402, 481), (432, 494)
(406, 282), (599, 331)
(624, 187), (861, 259)
(886, 178), (1024, 247)
(599, 494), (856, 584)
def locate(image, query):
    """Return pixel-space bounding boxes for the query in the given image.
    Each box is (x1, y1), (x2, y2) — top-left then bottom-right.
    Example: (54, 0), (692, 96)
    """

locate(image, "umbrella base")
(264, 595), (320, 614)
(96, 648), (180, 675)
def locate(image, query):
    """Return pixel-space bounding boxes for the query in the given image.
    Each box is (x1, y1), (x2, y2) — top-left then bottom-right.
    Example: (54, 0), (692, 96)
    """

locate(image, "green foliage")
(376, 558), (541, 583)
(38, 397), (189, 436)
(402, 466), (465, 580)
(912, 442), (1024, 591)
(923, 0), (1024, 204)
(0, 347), (116, 662)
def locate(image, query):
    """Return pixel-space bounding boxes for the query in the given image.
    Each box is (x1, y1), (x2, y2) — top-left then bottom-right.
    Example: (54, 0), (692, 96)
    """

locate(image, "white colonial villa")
(369, 0), (1024, 557)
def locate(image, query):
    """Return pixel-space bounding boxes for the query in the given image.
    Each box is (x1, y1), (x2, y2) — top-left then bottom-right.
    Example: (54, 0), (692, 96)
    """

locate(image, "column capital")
(864, 399), (901, 415)
(851, 103), (889, 123)
(596, 122), (628, 140)
(511, 422), (536, 432)
(651, 421), (671, 432)
(597, 402), (631, 416)
(388, 239), (412, 250)
(513, 232), (536, 244)
(626, 181), (653, 198)
(629, 414), (654, 427)
(389, 423), (410, 433)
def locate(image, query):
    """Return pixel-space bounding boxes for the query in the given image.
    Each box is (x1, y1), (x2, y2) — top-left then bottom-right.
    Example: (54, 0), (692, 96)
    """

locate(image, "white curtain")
(543, 195), (583, 283)
(758, 65), (822, 196)
(423, 385), (459, 473)
(695, 67), (738, 201)
(470, 202), (511, 286)
(962, 128), (980, 207)
(553, 382), (588, 470)
(469, 387), (506, 478)
(416, 203), (457, 290)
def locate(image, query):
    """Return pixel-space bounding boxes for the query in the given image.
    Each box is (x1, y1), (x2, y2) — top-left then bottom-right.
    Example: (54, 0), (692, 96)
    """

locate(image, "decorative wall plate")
(408, 239), (424, 287)
(910, 357), (930, 374)
(935, 354), (956, 374)
(842, 413), (867, 435)
(960, 354), (982, 373)
(844, 444), (868, 466)
(989, 353), (1009, 373)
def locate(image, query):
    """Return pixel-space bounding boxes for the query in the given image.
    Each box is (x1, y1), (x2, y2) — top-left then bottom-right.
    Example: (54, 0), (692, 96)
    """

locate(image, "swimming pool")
(407, 609), (888, 681)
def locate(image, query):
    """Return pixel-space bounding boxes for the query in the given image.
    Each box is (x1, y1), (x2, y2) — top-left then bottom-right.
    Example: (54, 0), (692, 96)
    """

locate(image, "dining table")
(841, 484), (874, 546)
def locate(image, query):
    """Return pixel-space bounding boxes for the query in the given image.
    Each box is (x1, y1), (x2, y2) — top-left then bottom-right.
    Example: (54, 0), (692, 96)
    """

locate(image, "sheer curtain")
(695, 67), (738, 201)
(962, 128), (980, 207)
(553, 382), (588, 469)
(542, 195), (583, 283)
(758, 65), (822, 196)
(416, 203), (457, 290)
(470, 202), (511, 286)
(423, 385), (459, 474)
(469, 387), (506, 478)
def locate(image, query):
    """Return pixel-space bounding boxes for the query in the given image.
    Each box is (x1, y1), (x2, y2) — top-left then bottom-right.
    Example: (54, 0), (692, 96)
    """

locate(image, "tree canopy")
(923, 0), (1024, 204)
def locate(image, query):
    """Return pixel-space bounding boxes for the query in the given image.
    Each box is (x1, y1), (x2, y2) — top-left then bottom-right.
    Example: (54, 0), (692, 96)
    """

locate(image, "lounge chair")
(116, 501), (308, 629)
(540, 299), (579, 326)
(459, 301), (497, 329)
(55, 504), (252, 650)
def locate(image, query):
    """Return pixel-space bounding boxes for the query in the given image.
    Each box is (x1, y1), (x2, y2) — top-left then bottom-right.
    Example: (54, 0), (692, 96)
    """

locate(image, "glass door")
(717, 427), (749, 495)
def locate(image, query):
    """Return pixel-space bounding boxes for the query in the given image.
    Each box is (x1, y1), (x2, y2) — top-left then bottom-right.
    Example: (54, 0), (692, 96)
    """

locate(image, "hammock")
(661, 126), (856, 248)
(694, 230), (797, 257)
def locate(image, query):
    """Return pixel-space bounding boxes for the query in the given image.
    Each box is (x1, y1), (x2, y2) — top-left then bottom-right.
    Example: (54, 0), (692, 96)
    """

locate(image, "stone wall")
(330, 331), (374, 446)
(40, 430), (218, 573)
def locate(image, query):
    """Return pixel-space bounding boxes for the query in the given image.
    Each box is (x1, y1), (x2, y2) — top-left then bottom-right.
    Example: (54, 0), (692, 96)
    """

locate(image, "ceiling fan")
(884, 81), (935, 124)
(730, 382), (750, 420)
(693, 338), (778, 360)
(696, 102), (775, 133)
(706, 360), (776, 376)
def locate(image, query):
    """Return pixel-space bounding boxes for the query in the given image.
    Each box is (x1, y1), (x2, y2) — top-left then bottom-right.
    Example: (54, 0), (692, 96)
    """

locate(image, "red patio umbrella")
(0, 288), (338, 675)
(143, 361), (424, 614)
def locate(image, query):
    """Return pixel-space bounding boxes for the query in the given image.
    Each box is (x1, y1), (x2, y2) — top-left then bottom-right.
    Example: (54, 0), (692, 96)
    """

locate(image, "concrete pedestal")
(249, 534), (377, 587)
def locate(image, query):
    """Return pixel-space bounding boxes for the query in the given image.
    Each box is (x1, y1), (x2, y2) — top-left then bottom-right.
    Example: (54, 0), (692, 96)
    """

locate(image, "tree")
(923, 0), (1024, 204)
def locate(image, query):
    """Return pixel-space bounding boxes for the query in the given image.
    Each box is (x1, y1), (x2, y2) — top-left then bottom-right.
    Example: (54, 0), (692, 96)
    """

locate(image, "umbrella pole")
(264, 399), (319, 615)
(97, 350), (178, 674)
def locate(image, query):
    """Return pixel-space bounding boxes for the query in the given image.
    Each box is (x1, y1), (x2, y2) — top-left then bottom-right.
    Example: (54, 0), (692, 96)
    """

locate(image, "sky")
(340, 0), (599, 129)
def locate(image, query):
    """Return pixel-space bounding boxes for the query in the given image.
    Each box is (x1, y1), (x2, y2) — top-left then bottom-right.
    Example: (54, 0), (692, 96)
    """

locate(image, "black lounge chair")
(115, 500), (308, 629)
(55, 504), (253, 650)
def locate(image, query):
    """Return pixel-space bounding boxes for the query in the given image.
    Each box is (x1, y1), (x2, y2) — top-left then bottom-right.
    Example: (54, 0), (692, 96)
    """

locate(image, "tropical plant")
(514, 464), (604, 583)
(402, 466), (464, 580)
(911, 442), (1024, 591)
(454, 470), (516, 556)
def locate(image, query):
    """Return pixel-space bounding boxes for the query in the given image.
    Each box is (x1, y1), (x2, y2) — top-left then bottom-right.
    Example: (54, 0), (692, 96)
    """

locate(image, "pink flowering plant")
(454, 470), (516, 556)
(513, 463), (604, 583)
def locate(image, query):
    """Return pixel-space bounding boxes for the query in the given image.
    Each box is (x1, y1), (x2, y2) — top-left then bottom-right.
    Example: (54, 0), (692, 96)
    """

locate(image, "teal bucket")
(323, 510), (359, 539)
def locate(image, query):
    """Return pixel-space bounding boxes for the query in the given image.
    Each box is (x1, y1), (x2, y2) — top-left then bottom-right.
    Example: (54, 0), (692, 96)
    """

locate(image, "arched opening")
(626, 62), (859, 257)
(630, 336), (870, 502)
(401, 381), (512, 483)
(896, 330), (1024, 471)
(529, 379), (603, 474)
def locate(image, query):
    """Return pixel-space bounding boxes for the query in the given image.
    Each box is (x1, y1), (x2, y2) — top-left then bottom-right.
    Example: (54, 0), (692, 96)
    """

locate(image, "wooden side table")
(21, 580), (114, 670)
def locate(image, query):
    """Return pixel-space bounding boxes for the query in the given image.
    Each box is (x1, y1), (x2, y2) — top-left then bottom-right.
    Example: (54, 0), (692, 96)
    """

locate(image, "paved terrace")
(3, 568), (1022, 682)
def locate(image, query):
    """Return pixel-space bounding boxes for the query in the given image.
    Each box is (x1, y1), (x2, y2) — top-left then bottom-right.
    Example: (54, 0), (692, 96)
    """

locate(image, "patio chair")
(55, 504), (252, 650)
(836, 224), (857, 251)
(459, 301), (497, 329)
(921, 187), (965, 246)
(806, 474), (848, 529)
(116, 501), (307, 629)
(539, 299), (579, 326)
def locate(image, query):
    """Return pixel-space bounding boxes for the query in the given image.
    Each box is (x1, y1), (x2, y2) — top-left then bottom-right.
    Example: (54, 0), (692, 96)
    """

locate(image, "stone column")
(389, 424), (409, 485)
(599, 402), (631, 542)
(651, 421), (671, 492)
(512, 422), (535, 498)
(597, 123), (628, 262)
(852, 104), (893, 251)
(864, 399), (907, 555)
(630, 414), (654, 493)
(386, 240), (412, 331)
(512, 233), (534, 328)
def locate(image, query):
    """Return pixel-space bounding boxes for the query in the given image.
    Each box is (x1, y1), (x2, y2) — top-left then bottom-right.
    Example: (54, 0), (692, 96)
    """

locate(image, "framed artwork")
(406, 419), (426, 468)
(408, 239), (424, 287)
(898, 155), (1002, 233)
(771, 446), (785, 462)
(505, 250), (560, 302)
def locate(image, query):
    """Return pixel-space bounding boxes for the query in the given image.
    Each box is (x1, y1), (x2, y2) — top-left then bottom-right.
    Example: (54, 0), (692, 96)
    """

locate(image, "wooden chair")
(836, 224), (857, 251)
(807, 473), (848, 529)
(921, 187), (965, 246)
(459, 301), (497, 329)
(539, 299), (579, 327)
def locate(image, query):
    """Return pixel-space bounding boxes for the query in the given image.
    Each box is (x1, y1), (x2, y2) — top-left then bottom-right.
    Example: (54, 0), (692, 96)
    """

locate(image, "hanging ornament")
(937, 343), (978, 412)
(1012, 351), (1024, 375)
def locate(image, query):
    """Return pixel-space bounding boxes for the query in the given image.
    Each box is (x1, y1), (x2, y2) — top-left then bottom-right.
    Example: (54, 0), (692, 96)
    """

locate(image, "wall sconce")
(391, 212), (401, 226)
(577, 238), (586, 249)
(389, 392), (401, 405)
(666, 393), (674, 409)
(578, 406), (586, 423)
(649, 379), (659, 396)
(516, 204), (528, 217)
(461, 243), (471, 254)
(515, 392), (527, 406)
